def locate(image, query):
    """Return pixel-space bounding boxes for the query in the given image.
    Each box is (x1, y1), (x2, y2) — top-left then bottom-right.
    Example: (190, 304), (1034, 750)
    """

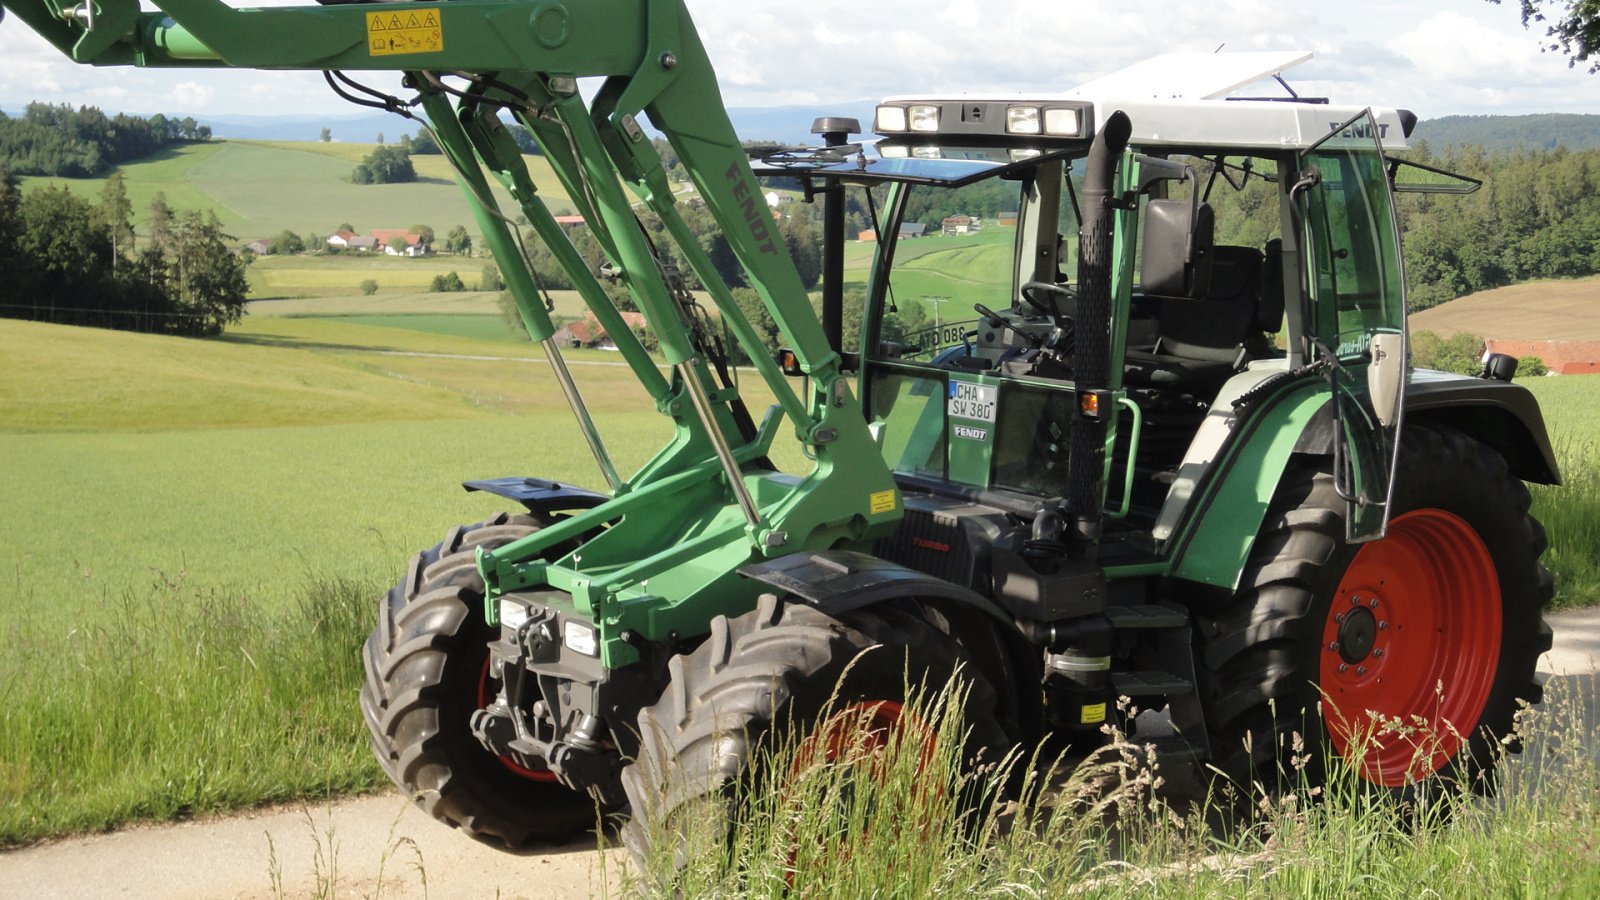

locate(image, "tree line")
(0, 104), (211, 178)
(0, 170), (249, 336)
(1196, 142), (1600, 311)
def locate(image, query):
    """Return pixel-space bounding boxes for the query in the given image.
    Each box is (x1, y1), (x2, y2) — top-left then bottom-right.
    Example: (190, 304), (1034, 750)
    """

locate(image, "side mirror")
(1141, 199), (1214, 299)
(1368, 332), (1404, 427)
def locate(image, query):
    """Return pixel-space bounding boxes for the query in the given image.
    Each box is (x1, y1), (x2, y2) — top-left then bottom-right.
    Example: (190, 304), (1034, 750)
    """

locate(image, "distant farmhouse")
(552, 311), (648, 350)
(371, 229), (430, 257)
(941, 215), (979, 236)
(1485, 339), (1600, 375)
(326, 229), (426, 255)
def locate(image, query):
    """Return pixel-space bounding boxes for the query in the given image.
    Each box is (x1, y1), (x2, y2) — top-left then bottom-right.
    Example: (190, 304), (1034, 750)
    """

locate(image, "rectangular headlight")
(1006, 106), (1041, 134)
(500, 598), (530, 631)
(876, 105), (907, 132)
(878, 144), (909, 158)
(912, 146), (943, 160)
(1044, 107), (1081, 136)
(562, 619), (598, 657)
(908, 104), (940, 132)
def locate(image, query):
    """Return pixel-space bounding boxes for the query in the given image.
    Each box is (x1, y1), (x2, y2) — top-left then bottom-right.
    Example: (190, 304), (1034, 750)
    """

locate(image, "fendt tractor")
(7, 0), (1558, 865)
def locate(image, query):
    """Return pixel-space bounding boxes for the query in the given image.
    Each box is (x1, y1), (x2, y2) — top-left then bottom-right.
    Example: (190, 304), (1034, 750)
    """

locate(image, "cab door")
(1297, 110), (1409, 541)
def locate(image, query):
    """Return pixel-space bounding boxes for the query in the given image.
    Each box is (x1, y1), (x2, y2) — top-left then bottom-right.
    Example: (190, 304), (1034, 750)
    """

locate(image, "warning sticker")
(869, 489), (897, 515)
(367, 8), (444, 57)
(1079, 702), (1107, 725)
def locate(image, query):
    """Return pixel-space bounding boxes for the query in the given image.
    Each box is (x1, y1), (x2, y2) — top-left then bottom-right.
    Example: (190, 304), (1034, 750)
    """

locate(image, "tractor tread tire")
(619, 595), (1010, 869)
(360, 512), (597, 852)
(1196, 424), (1552, 796)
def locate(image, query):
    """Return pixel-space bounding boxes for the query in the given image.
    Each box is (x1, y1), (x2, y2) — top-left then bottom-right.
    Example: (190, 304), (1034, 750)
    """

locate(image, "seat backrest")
(1256, 238), (1285, 335)
(1156, 245), (1264, 362)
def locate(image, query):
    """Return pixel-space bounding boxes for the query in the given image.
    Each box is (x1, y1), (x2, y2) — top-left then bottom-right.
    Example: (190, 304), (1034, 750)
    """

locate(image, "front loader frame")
(1, 0), (910, 666)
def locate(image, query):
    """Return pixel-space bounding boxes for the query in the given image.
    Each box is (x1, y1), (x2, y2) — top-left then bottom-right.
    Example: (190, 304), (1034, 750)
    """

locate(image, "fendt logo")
(724, 162), (780, 255)
(1329, 121), (1390, 140)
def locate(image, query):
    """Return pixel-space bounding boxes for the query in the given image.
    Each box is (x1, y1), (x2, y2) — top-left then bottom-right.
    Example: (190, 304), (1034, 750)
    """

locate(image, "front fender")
(739, 550), (1044, 741)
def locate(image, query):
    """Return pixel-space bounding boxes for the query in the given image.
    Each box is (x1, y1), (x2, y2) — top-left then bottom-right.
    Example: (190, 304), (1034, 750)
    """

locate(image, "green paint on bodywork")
(1169, 383), (1330, 590)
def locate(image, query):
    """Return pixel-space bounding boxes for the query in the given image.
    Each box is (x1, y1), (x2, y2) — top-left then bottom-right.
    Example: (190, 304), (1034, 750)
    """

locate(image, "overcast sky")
(2, 0), (1596, 120)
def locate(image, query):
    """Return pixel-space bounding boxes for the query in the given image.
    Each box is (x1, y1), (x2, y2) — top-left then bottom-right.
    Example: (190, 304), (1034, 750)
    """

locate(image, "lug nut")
(1357, 666), (1368, 675)
(1369, 598), (1380, 607)
(1350, 595), (1362, 606)
(1378, 621), (1388, 630)
(1336, 613), (1346, 623)
(1373, 649), (1384, 658)
(1339, 663), (1349, 673)
(1328, 641), (1340, 652)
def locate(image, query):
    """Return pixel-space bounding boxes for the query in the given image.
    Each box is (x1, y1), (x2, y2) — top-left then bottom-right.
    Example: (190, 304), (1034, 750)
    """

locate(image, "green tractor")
(8, 0), (1554, 861)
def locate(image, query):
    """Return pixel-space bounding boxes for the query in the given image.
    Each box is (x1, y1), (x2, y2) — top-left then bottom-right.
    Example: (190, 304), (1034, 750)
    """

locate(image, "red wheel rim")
(782, 700), (935, 884)
(1319, 508), (1502, 786)
(477, 657), (560, 783)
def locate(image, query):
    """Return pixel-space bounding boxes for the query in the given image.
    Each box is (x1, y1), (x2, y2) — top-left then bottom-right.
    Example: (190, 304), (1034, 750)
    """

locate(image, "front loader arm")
(5, 0), (903, 663)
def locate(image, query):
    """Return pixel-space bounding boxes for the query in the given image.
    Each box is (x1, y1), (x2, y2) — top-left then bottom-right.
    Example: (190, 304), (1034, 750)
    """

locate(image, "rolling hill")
(16, 139), (575, 241)
(1409, 276), (1600, 340)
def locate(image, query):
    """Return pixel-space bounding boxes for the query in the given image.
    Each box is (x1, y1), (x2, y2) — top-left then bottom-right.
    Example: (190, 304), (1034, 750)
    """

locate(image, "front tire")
(359, 513), (600, 850)
(1197, 424), (1553, 797)
(620, 595), (1012, 874)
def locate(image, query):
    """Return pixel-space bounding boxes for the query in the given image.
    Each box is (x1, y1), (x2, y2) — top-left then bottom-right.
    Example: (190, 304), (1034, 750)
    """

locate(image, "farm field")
(16, 139), (570, 242)
(1410, 275), (1600, 339)
(3, 302), (1599, 846)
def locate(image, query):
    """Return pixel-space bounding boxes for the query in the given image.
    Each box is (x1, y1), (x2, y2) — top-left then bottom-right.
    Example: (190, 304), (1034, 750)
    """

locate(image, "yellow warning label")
(367, 8), (443, 56)
(1080, 702), (1107, 725)
(869, 489), (897, 515)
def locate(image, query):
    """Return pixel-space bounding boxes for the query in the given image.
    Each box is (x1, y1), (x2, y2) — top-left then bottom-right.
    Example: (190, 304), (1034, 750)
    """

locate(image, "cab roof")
(876, 51), (1415, 153)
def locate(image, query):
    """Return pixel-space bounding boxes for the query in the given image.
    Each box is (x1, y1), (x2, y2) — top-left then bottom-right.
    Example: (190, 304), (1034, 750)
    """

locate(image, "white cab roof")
(1066, 50), (1313, 101)
(880, 52), (1414, 153)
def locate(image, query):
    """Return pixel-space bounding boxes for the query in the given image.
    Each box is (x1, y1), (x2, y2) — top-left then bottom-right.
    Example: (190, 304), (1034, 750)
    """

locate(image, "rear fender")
(1164, 380), (1329, 591)
(740, 550), (1043, 741)
(1169, 370), (1560, 593)
(1401, 372), (1560, 485)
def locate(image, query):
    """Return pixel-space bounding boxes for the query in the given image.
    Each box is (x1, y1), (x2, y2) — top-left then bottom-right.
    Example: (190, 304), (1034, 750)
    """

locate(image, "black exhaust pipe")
(1066, 110), (1132, 554)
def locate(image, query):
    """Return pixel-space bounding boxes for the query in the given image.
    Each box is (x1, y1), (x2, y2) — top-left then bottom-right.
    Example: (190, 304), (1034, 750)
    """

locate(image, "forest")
(0, 170), (250, 336)
(0, 104), (212, 178)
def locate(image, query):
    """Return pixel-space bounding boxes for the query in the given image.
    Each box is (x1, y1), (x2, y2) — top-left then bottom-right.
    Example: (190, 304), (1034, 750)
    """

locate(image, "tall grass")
(1530, 436), (1600, 609)
(626, 676), (1600, 897)
(0, 572), (385, 845)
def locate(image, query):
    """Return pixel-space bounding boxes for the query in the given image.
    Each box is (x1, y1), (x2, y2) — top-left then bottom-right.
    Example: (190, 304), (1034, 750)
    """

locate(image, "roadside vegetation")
(625, 678), (1600, 898)
(2, 314), (1597, 850)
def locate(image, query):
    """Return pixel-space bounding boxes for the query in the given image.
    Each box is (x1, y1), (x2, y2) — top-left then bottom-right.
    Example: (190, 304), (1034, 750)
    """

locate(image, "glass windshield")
(878, 177), (1024, 361)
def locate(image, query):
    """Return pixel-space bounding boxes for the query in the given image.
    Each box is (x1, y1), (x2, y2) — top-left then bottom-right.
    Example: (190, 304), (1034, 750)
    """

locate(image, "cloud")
(170, 82), (215, 110)
(0, 0), (1596, 117)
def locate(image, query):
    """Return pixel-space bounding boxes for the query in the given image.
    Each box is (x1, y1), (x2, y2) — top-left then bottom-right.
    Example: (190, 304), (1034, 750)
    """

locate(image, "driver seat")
(1124, 244), (1267, 391)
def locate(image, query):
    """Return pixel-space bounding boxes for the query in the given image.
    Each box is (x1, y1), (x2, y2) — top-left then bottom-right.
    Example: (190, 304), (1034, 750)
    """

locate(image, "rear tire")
(360, 512), (600, 851)
(1196, 424), (1552, 799)
(620, 595), (1012, 875)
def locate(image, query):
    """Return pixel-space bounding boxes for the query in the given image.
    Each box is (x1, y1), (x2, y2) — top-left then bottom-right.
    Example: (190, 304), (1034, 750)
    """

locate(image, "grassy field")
(2, 306), (1598, 848)
(17, 139), (572, 243)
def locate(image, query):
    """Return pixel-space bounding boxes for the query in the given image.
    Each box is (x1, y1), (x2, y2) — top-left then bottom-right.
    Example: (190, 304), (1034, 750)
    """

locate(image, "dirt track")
(2, 609), (1596, 899)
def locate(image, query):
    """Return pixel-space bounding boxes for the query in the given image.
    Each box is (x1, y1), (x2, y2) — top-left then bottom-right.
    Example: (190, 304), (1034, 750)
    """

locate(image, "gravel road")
(3, 609), (1596, 899)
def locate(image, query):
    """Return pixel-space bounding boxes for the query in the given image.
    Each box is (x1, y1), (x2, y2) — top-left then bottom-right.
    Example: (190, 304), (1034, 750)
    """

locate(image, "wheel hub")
(1336, 603), (1379, 664)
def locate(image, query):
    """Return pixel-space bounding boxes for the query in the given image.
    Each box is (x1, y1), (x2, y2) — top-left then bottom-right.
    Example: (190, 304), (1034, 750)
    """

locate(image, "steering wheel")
(1019, 280), (1076, 319)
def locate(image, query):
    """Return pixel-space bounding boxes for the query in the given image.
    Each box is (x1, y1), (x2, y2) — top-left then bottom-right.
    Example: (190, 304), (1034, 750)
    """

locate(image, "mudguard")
(462, 476), (610, 517)
(1402, 371), (1560, 485)
(740, 550), (1044, 741)
(1170, 369), (1560, 592)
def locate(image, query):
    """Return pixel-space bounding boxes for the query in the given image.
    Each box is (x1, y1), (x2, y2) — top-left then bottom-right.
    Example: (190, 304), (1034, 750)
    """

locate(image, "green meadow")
(17, 139), (573, 240)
